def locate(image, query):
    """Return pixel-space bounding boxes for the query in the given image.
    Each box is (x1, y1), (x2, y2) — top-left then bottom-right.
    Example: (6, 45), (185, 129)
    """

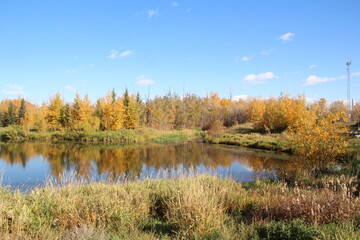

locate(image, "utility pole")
(346, 60), (352, 121)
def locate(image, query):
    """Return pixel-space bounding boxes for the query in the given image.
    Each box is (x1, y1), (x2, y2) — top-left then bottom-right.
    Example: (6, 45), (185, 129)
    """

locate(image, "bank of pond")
(0, 126), (294, 153)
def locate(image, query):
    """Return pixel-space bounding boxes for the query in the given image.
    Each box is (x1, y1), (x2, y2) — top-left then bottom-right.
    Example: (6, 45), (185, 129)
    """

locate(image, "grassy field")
(0, 126), (201, 145)
(0, 174), (358, 239)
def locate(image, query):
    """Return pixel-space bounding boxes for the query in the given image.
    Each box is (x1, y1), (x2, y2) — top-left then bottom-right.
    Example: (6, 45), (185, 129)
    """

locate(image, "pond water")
(0, 142), (300, 189)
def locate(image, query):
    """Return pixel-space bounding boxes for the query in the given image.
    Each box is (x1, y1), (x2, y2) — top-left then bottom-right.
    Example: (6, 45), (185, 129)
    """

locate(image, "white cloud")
(234, 56), (252, 62)
(148, 9), (159, 19)
(232, 95), (250, 101)
(303, 72), (360, 86)
(136, 76), (155, 86)
(309, 64), (318, 69)
(107, 49), (135, 59)
(303, 76), (336, 86)
(3, 84), (24, 96)
(120, 50), (134, 57)
(65, 69), (79, 74)
(63, 86), (75, 92)
(241, 56), (252, 61)
(172, 2), (179, 7)
(261, 49), (274, 55)
(278, 32), (295, 42)
(243, 72), (277, 85)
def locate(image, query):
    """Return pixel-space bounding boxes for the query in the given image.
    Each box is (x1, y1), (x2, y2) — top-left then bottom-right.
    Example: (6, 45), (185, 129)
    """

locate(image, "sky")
(0, 0), (359, 104)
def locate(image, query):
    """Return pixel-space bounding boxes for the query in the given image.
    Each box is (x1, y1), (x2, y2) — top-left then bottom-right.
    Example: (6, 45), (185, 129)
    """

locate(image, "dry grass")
(0, 175), (358, 239)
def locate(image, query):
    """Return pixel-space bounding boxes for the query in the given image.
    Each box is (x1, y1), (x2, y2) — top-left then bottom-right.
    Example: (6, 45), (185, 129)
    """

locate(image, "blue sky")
(0, 0), (359, 103)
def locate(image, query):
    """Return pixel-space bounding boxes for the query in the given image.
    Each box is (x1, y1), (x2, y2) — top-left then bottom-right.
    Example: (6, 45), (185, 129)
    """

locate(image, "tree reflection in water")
(0, 142), (304, 181)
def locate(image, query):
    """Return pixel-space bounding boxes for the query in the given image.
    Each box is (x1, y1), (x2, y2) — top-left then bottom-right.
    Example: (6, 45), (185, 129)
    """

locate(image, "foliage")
(288, 112), (349, 172)
(0, 92), (355, 147)
(46, 93), (64, 130)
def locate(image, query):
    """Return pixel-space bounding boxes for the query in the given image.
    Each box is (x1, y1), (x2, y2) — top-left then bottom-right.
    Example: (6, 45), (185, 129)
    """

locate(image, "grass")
(0, 126), (201, 145)
(0, 174), (358, 239)
(204, 123), (292, 153)
(205, 132), (292, 153)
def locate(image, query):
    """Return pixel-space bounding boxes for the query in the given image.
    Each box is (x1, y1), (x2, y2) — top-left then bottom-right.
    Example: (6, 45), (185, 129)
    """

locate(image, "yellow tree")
(329, 100), (347, 122)
(72, 93), (93, 129)
(46, 93), (64, 130)
(100, 92), (124, 130)
(220, 98), (231, 126)
(288, 112), (349, 173)
(123, 89), (139, 129)
(126, 96), (140, 129)
(311, 98), (328, 118)
(246, 98), (266, 131)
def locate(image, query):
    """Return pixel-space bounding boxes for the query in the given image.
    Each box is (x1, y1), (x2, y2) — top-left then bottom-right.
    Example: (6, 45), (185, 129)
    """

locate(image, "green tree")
(136, 92), (145, 126)
(0, 111), (4, 127)
(5, 102), (16, 126)
(17, 99), (26, 123)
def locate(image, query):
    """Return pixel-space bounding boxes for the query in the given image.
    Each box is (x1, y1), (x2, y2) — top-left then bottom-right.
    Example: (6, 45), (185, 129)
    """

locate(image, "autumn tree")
(122, 88), (139, 129)
(288, 112), (349, 173)
(246, 98), (266, 131)
(32, 104), (48, 131)
(71, 93), (93, 130)
(61, 103), (73, 129)
(100, 91), (124, 130)
(125, 95), (140, 129)
(46, 93), (64, 130)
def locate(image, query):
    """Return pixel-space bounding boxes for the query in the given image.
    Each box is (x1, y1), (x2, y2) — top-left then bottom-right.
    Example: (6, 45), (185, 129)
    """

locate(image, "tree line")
(0, 89), (359, 133)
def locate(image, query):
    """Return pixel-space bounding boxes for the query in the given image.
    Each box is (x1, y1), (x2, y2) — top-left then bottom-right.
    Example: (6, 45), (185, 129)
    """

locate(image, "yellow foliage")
(100, 92), (124, 130)
(46, 93), (64, 130)
(288, 112), (349, 171)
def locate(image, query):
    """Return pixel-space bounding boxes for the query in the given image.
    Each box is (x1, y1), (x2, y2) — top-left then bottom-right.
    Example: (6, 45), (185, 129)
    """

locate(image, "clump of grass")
(256, 220), (320, 240)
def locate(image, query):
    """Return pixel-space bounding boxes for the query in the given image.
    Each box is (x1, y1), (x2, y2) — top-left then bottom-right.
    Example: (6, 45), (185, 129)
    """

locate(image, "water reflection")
(0, 142), (301, 186)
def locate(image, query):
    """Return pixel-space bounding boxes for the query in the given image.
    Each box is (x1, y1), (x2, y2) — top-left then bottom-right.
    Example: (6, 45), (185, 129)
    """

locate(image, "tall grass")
(0, 174), (358, 239)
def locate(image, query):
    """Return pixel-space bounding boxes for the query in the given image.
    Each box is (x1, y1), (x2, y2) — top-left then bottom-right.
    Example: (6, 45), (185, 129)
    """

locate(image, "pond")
(0, 142), (301, 189)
